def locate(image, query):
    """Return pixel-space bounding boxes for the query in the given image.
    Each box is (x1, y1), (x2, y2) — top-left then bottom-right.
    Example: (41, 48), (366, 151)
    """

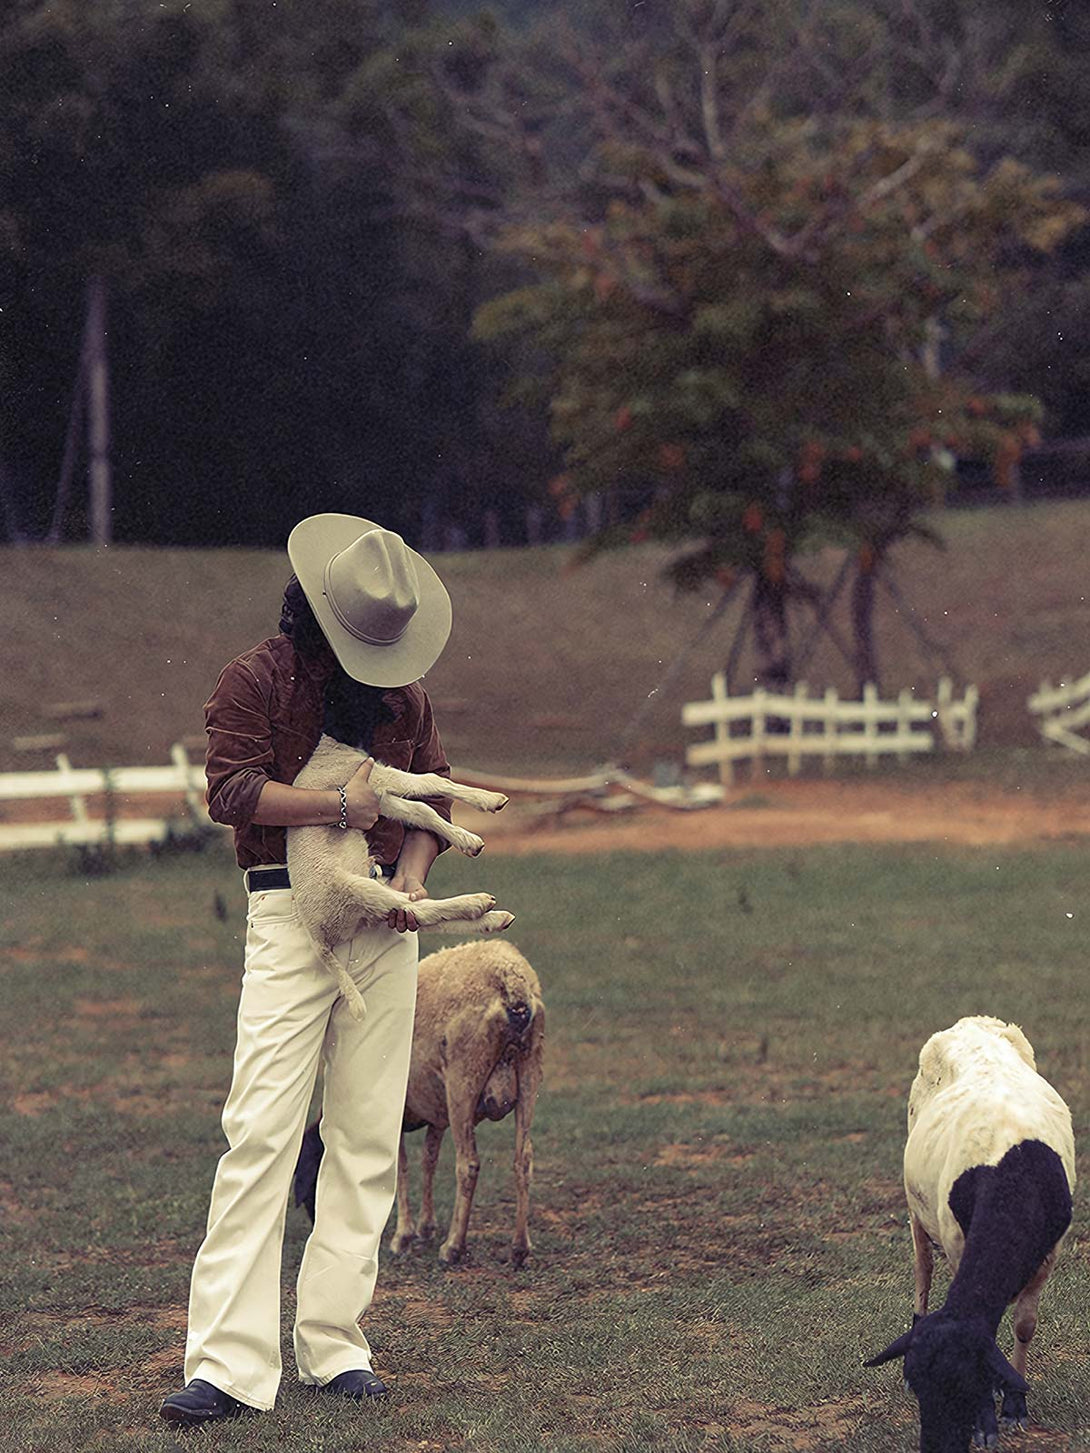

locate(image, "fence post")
(897, 687), (913, 763)
(55, 753), (89, 825)
(823, 687), (838, 775)
(710, 671), (733, 786)
(936, 676), (953, 749)
(862, 682), (879, 768)
(788, 681), (807, 777)
(751, 688), (767, 781)
(171, 741), (206, 819)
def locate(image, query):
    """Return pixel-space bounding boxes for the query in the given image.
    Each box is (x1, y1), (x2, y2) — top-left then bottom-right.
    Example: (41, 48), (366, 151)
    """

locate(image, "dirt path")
(470, 778), (1090, 856)
(8, 777), (1090, 858)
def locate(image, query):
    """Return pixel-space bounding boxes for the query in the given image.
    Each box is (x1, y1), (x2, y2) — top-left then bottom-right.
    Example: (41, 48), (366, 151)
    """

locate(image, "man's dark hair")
(279, 574), (328, 658)
(280, 574), (395, 752)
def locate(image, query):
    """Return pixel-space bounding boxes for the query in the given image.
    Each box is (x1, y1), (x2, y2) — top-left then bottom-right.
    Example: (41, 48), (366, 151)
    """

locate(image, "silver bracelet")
(337, 785), (349, 830)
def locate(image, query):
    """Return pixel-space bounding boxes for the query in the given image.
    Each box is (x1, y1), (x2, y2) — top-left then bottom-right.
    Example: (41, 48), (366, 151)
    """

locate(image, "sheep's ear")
(864, 1328), (915, 1367)
(986, 1343), (1028, 1395)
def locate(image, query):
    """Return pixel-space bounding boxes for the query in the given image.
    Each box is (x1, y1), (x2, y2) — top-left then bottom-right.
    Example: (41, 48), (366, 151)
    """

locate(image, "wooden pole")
(86, 276), (112, 547)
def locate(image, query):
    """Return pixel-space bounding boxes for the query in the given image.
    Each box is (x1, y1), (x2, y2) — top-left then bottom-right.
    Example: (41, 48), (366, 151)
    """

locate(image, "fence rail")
(1027, 672), (1090, 755)
(683, 676), (978, 784)
(0, 744), (208, 852)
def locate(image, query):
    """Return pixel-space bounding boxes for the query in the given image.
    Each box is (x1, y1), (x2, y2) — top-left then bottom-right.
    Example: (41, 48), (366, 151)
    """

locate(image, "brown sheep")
(294, 939), (545, 1267)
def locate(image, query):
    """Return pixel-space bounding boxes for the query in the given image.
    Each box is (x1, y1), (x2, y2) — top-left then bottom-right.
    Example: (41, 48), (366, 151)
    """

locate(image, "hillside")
(3, 500), (1090, 778)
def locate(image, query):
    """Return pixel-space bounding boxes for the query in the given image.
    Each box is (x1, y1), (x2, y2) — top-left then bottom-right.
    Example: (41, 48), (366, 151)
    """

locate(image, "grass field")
(1, 838), (1087, 1452)
(5, 498), (1090, 776)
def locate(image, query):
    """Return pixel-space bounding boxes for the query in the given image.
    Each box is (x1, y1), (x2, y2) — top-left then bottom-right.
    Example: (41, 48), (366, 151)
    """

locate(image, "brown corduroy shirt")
(204, 634), (452, 871)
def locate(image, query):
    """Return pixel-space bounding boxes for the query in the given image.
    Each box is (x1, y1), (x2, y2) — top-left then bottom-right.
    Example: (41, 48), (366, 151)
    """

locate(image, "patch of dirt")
(73, 997), (144, 1020)
(29, 1371), (127, 1403)
(11, 1090), (59, 1116)
(728, 1396), (870, 1450)
(467, 777), (1090, 856)
(654, 1140), (750, 1168)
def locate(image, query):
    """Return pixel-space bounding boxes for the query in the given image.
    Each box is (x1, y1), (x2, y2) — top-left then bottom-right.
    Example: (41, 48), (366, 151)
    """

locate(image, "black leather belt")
(245, 866), (291, 892)
(243, 863), (394, 893)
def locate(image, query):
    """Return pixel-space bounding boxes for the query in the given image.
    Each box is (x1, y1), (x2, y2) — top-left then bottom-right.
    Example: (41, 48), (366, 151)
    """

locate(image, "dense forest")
(2, 0), (1088, 558)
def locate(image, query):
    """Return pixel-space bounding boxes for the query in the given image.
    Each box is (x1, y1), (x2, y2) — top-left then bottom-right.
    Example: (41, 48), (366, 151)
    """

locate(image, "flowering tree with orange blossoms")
(477, 118), (1079, 689)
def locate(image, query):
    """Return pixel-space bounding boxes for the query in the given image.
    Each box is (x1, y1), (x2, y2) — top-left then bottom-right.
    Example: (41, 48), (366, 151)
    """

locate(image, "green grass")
(1, 840), (1089, 1451)
(5, 497), (1090, 777)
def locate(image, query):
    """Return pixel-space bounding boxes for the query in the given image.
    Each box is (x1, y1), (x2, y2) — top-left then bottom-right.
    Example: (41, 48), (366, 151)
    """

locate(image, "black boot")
(159, 1378), (249, 1426)
(319, 1368), (389, 1400)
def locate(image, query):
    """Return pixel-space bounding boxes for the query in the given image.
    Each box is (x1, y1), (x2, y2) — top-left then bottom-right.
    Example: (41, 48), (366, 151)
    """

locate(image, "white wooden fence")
(683, 676), (978, 784)
(1027, 671), (1090, 755)
(0, 744), (209, 851)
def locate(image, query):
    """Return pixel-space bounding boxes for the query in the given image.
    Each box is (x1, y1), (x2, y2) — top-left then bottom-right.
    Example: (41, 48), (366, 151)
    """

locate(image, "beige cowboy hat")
(287, 514), (452, 687)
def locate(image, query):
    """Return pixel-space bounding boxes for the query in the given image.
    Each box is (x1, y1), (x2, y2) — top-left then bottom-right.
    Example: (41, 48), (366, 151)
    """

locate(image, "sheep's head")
(866, 1311), (1026, 1453)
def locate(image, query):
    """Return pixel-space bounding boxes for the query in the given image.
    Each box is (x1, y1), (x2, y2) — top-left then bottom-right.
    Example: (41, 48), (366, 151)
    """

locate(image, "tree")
(467, 1), (1084, 688)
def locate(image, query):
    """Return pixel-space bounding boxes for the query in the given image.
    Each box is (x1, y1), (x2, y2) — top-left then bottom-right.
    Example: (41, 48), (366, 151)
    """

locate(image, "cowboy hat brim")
(287, 513), (452, 687)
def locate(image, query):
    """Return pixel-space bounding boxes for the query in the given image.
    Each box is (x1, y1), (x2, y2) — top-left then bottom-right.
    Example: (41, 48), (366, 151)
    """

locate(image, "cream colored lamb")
(294, 939), (545, 1268)
(288, 733), (514, 1018)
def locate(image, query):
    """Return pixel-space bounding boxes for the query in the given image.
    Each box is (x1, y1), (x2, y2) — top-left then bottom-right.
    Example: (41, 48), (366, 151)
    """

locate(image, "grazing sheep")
(288, 733), (515, 1018)
(295, 940), (545, 1267)
(866, 1016), (1075, 1452)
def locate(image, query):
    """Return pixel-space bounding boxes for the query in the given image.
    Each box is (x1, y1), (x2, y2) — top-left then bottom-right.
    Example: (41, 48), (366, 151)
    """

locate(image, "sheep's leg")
(326, 875), (499, 930)
(419, 908), (515, 936)
(438, 1077), (481, 1266)
(390, 1135), (416, 1254)
(1002, 1253), (1055, 1430)
(370, 764), (508, 815)
(418, 1124), (444, 1242)
(911, 1213), (933, 1317)
(376, 792), (486, 856)
(510, 1048), (542, 1270)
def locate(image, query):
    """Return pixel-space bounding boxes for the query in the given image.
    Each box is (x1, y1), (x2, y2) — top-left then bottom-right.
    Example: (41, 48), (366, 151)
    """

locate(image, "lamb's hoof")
(972, 1429), (998, 1450)
(454, 832), (485, 857)
(438, 1240), (464, 1266)
(510, 1241), (530, 1269)
(417, 1221), (436, 1243)
(390, 1232), (416, 1256)
(477, 911), (515, 934)
(999, 1417), (1028, 1433)
(491, 794), (509, 812)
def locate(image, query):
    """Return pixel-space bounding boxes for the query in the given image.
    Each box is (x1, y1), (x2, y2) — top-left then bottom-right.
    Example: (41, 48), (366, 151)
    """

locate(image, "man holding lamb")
(161, 515), (458, 1426)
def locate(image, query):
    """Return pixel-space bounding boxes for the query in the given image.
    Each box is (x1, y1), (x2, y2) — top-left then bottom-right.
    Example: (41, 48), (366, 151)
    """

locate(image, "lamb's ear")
(986, 1343), (1028, 1395)
(864, 1328), (915, 1367)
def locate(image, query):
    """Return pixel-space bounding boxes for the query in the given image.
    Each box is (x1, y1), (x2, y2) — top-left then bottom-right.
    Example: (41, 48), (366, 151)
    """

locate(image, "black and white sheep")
(866, 1015), (1075, 1452)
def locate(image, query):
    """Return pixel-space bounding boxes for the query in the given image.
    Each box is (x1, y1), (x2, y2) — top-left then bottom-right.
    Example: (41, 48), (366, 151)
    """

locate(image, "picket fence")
(683, 675), (978, 785)
(1027, 671), (1090, 755)
(0, 744), (209, 852)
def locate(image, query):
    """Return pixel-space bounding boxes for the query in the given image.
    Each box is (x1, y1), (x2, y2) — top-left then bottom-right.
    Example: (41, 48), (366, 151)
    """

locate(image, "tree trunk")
(752, 572), (792, 694)
(851, 553), (879, 693)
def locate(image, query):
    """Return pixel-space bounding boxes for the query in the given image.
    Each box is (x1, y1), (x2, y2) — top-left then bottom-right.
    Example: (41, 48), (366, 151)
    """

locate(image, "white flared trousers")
(183, 885), (418, 1410)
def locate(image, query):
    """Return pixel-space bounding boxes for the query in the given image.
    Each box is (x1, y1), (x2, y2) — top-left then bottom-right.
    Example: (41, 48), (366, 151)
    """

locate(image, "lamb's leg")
(376, 793), (487, 856)
(419, 909), (515, 936)
(911, 1214), (933, 1317)
(369, 764), (508, 814)
(1002, 1253), (1055, 1430)
(510, 1045), (543, 1270)
(322, 872), (500, 931)
(390, 1134), (416, 1254)
(418, 1123), (444, 1243)
(439, 1075), (481, 1266)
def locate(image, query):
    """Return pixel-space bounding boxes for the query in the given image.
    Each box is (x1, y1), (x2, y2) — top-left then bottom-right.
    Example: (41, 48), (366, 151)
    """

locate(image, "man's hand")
(387, 872), (428, 933)
(344, 758), (381, 830)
